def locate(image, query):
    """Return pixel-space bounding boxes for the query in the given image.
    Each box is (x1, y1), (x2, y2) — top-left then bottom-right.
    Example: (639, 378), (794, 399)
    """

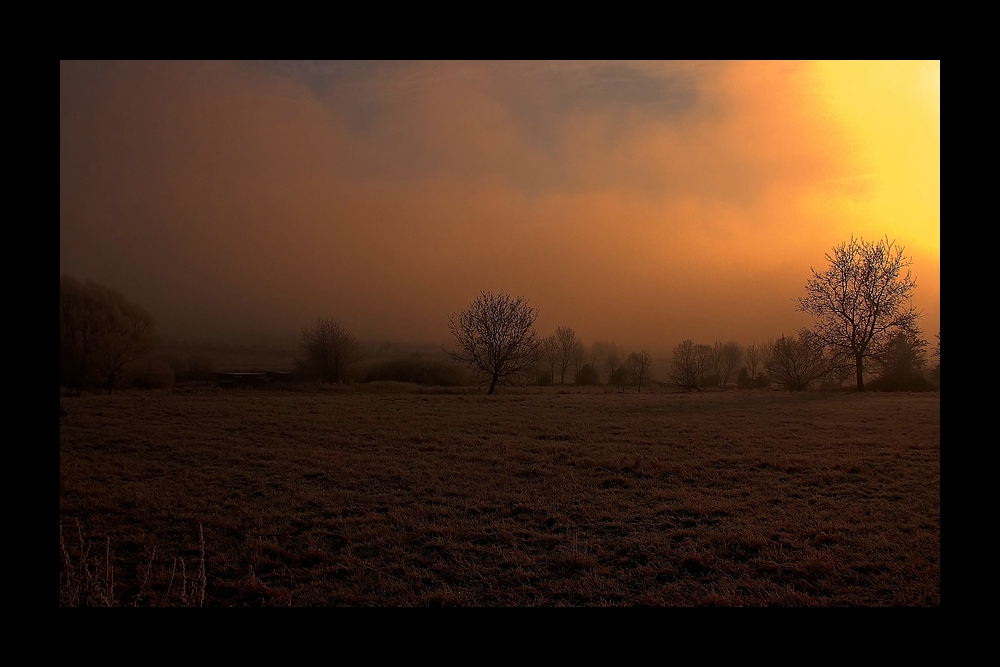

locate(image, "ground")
(60, 386), (940, 606)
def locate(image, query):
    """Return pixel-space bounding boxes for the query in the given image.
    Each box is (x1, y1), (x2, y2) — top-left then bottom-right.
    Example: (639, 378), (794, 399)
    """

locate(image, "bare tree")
(932, 332), (940, 387)
(60, 275), (159, 390)
(541, 335), (558, 386)
(739, 341), (773, 389)
(627, 350), (652, 393)
(797, 236), (922, 390)
(300, 318), (362, 383)
(710, 340), (743, 387)
(591, 340), (624, 387)
(871, 331), (932, 390)
(446, 291), (541, 395)
(767, 331), (832, 391)
(555, 326), (581, 385)
(571, 343), (588, 379)
(743, 343), (763, 382)
(669, 340), (712, 391)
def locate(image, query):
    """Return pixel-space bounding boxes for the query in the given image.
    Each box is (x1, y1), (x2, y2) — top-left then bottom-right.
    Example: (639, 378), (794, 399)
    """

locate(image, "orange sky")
(60, 61), (940, 355)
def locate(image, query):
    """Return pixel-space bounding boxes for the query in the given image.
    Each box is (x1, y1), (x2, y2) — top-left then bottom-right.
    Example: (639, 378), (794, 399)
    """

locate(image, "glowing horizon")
(60, 61), (939, 355)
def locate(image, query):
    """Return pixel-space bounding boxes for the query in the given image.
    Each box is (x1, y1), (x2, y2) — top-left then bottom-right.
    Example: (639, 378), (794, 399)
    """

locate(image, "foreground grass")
(59, 388), (939, 606)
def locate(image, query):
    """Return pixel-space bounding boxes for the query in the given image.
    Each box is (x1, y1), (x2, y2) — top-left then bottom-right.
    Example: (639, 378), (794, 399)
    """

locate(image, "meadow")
(59, 386), (940, 606)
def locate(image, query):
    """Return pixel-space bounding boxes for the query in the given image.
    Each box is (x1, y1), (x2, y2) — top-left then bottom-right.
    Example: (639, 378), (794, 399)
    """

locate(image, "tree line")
(443, 236), (938, 394)
(59, 236), (939, 393)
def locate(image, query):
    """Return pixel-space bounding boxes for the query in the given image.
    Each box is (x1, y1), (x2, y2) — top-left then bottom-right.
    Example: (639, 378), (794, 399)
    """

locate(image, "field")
(59, 387), (940, 606)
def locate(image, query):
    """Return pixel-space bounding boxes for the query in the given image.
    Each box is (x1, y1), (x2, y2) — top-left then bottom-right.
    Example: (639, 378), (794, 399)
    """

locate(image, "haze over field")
(60, 61), (940, 353)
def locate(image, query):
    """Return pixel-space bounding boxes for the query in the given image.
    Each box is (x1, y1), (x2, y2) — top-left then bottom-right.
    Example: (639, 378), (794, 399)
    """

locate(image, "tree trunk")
(855, 353), (865, 391)
(488, 374), (499, 395)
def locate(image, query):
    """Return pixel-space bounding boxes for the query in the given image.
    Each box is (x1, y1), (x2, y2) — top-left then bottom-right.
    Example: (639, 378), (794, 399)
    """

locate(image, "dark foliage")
(298, 318), (362, 383)
(60, 275), (159, 390)
(574, 363), (600, 386)
(362, 358), (469, 387)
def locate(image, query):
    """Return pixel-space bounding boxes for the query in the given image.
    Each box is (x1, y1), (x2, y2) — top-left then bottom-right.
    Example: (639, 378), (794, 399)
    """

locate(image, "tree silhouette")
(541, 335), (559, 386)
(555, 326), (581, 385)
(446, 291), (541, 395)
(767, 331), (831, 391)
(627, 350), (652, 393)
(797, 236), (922, 390)
(300, 318), (362, 383)
(669, 340), (711, 391)
(60, 275), (158, 390)
(711, 340), (743, 387)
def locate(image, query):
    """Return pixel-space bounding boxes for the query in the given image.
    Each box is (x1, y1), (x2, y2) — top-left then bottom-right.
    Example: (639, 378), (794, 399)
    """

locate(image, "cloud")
(60, 60), (939, 350)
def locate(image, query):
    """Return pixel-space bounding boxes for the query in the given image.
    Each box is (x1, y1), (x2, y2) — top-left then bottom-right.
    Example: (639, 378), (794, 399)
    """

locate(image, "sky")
(60, 60), (940, 354)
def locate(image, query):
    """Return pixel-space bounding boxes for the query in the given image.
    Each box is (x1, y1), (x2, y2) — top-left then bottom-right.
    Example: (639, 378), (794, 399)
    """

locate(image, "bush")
(298, 318), (362, 383)
(866, 373), (937, 392)
(362, 358), (469, 387)
(537, 371), (552, 386)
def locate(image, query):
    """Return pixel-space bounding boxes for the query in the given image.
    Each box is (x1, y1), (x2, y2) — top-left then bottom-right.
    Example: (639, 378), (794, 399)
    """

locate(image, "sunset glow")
(60, 61), (940, 350)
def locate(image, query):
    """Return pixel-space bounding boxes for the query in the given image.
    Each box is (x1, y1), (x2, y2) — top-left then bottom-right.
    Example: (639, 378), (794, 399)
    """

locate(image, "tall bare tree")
(541, 335), (558, 385)
(743, 342), (764, 383)
(797, 236), (922, 390)
(555, 326), (581, 385)
(446, 291), (541, 395)
(627, 350), (652, 393)
(711, 340), (743, 387)
(591, 340), (624, 386)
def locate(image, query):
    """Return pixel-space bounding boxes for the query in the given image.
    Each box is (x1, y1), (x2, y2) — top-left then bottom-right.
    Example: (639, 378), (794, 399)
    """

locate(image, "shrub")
(866, 373), (937, 392)
(362, 358), (469, 387)
(298, 318), (362, 383)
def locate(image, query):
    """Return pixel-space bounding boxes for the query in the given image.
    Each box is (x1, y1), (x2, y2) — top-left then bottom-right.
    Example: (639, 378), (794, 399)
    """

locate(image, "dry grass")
(60, 387), (939, 606)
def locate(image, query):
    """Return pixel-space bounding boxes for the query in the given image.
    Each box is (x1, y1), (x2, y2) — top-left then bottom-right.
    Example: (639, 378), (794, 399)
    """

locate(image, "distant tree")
(611, 366), (631, 392)
(868, 331), (935, 391)
(627, 350), (652, 393)
(299, 318), (362, 383)
(60, 275), (159, 390)
(932, 332), (940, 387)
(571, 343), (588, 379)
(574, 363), (600, 386)
(446, 291), (541, 395)
(591, 340), (624, 386)
(669, 340), (712, 391)
(797, 236), (922, 390)
(555, 326), (582, 384)
(741, 342), (770, 389)
(718, 341), (742, 387)
(541, 335), (559, 387)
(767, 331), (831, 391)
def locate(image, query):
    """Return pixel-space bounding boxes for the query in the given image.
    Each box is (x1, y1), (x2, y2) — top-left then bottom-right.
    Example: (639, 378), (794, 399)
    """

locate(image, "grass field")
(59, 387), (940, 606)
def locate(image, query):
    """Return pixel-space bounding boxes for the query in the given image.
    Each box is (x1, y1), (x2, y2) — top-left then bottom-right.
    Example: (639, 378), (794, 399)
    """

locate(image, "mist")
(60, 61), (939, 355)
